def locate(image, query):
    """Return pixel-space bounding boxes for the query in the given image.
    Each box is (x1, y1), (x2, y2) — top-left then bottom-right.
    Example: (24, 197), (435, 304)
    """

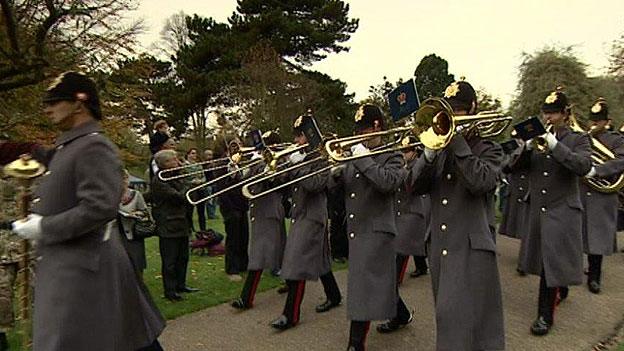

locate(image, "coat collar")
(55, 120), (103, 147)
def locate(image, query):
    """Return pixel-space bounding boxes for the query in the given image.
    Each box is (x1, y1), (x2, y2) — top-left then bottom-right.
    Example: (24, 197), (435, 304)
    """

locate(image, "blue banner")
(388, 79), (420, 122)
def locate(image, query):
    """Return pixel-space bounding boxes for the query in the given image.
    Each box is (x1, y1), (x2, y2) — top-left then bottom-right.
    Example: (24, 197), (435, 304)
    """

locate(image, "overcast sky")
(136, 0), (624, 107)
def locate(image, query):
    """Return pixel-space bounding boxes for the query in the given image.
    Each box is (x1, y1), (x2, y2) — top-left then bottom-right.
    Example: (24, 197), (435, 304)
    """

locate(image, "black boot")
(588, 280), (601, 294)
(270, 315), (293, 331)
(530, 316), (551, 336)
(231, 297), (251, 310)
(316, 299), (341, 313)
(376, 313), (413, 333)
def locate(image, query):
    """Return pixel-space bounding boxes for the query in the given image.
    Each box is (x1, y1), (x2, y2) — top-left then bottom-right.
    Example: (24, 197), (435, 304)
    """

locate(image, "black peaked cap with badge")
(541, 89), (568, 114)
(589, 97), (608, 121)
(443, 78), (477, 112)
(354, 104), (385, 131)
(43, 71), (102, 120)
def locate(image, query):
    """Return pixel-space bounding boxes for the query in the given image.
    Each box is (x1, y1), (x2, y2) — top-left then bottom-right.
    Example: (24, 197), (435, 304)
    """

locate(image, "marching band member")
(408, 80), (505, 350)
(376, 135), (429, 334)
(580, 98), (624, 294)
(215, 140), (250, 282)
(231, 131), (287, 310)
(499, 133), (531, 275)
(269, 115), (342, 330)
(11, 71), (165, 350)
(331, 104), (407, 351)
(508, 89), (591, 336)
(395, 136), (430, 285)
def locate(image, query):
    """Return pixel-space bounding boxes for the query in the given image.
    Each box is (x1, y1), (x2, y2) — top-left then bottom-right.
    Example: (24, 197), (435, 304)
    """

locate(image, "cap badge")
(545, 92), (558, 104)
(354, 106), (364, 122)
(591, 102), (602, 114)
(294, 116), (303, 128)
(444, 82), (460, 98)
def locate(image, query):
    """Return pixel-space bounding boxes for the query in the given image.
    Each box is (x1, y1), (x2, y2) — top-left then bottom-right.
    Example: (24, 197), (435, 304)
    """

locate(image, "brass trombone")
(324, 127), (421, 162)
(158, 143), (293, 182)
(185, 143), (309, 205)
(413, 97), (513, 150)
(244, 132), (423, 200)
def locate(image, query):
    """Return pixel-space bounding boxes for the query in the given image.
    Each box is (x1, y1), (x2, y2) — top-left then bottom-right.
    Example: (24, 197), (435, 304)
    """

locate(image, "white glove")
(289, 151), (306, 164)
(350, 143), (369, 156)
(586, 166), (597, 178)
(541, 132), (558, 150)
(12, 214), (43, 241)
(524, 139), (533, 150)
(424, 147), (438, 162)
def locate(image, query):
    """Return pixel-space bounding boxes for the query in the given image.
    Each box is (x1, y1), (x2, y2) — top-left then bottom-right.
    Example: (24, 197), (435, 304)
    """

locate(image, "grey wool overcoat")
(32, 121), (165, 351)
(509, 126), (592, 287)
(409, 135), (505, 351)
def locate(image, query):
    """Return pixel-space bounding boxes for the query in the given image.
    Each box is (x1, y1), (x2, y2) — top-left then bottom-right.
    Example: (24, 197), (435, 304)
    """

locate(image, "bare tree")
(0, 0), (143, 92)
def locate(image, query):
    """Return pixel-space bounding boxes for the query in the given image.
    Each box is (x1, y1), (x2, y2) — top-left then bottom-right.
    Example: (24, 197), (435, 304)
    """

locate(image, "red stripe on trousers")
(247, 270), (262, 307)
(292, 281), (305, 324)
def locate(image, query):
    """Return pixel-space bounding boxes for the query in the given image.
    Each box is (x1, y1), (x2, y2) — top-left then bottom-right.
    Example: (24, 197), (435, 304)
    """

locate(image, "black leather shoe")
(177, 286), (200, 293)
(588, 280), (601, 294)
(346, 346), (363, 351)
(270, 315), (293, 331)
(277, 285), (289, 294)
(231, 298), (251, 310)
(410, 268), (428, 278)
(376, 313), (413, 333)
(516, 267), (527, 276)
(558, 287), (569, 303)
(530, 316), (551, 336)
(165, 293), (183, 302)
(316, 299), (341, 313)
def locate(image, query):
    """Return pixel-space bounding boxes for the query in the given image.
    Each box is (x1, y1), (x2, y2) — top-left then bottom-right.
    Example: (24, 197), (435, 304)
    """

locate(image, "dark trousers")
(196, 202), (207, 231)
(394, 255), (411, 322)
(320, 270), (342, 303)
(588, 254), (603, 283)
(223, 209), (249, 274)
(413, 255), (428, 271)
(283, 271), (341, 324)
(330, 215), (349, 259)
(159, 236), (190, 296)
(240, 269), (263, 307)
(283, 280), (306, 324)
(396, 254), (409, 284)
(349, 320), (371, 351)
(537, 271), (559, 325)
(137, 339), (164, 351)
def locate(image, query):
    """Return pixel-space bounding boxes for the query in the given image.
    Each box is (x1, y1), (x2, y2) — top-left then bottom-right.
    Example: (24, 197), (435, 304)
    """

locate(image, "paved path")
(160, 233), (624, 350)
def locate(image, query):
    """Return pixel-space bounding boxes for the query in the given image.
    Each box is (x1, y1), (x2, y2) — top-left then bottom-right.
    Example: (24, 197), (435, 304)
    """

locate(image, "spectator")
(149, 120), (170, 155)
(151, 149), (199, 301)
(118, 169), (150, 280)
(183, 148), (208, 231)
